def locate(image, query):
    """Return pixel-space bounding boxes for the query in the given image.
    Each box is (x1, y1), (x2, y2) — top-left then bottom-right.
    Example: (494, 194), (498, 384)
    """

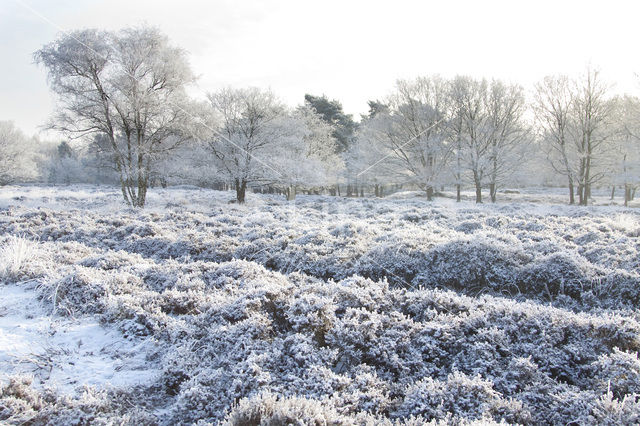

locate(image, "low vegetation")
(1, 186), (639, 424)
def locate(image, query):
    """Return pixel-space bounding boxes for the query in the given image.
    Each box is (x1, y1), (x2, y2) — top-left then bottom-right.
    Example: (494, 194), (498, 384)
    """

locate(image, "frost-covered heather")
(1, 185), (640, 424)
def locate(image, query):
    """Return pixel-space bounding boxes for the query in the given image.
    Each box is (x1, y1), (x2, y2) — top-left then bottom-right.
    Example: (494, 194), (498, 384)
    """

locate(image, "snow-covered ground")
(1, 185), (639, 424)
(0, 283), (159, 393)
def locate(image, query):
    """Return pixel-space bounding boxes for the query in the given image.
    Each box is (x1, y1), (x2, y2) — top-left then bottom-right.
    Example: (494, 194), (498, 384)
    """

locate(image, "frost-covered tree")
(449, 76), (527, 203)
(46, 141), (88, 185)
(304, 94), (357, 153)
(535, 70), (615, 205)
(534, 75), (578, 204)
(449, 77), (495, 203)
(355, 77), (451, 200)
(205, 87), (286, 203)
(35, 26), (196, 207)
(0, 121), (39, 185)
(610, 95), (640, 206)
(269, 106), (343, 200)
(572, 68), (615, 205)
(350, 114), (395, 198)
(485, 80), (528, 202)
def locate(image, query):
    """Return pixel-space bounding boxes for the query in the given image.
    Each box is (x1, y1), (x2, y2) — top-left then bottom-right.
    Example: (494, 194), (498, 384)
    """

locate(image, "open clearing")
(1, 185), (640, 424)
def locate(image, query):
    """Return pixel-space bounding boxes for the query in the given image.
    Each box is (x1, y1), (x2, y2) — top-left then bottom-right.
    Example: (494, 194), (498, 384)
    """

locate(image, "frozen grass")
(1, 185), (639, 424)
(0, 235), (39, 281)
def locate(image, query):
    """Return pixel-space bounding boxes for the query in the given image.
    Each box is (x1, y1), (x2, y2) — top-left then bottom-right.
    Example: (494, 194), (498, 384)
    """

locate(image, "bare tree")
(534, 75), (577, 204)
(449, 76), (493, 203)
(572, 68), (614, 205)
(205, 87), (285, 203)
(35, 26), (195, 207)
(448, 76), (527, 203)
(360, 77), (451, 200)
(268, 106), (343, 200)
(611, 95), (640, 206)
(486, 80), (528, 202)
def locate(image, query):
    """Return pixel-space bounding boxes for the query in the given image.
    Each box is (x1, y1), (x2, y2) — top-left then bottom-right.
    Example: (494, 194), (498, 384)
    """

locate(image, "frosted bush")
(396, 372), (505, 420)
(224, 392), (349, 425)
(0, 374), (156, 425)
(3, 187), (640, 423)
(593, 348), (640, 398)
(0, 235), (41, 281)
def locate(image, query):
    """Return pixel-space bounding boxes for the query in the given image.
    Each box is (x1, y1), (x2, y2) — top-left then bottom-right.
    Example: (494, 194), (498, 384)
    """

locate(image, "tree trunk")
(235, 178), (247, 203)
(489, 183), (497, 203)
(456, 184), (461, 203)
(568, 178), (575, 205)
(336, 184), (341, 197)
(473, 171), (482, 203)
(610, 186), (615, 200)
(286, 185), (296, 201)
(120, 177), (130, 206)
(374, 184), (384, 198)
(135, 177), (147, 208)
(426, 186), (434, 201)
(360, 187), (364, 197)
(625, 185), (631, 207)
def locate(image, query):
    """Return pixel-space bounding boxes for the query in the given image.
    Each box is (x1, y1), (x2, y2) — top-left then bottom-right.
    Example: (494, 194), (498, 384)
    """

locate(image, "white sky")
(2, 0), (640, 137)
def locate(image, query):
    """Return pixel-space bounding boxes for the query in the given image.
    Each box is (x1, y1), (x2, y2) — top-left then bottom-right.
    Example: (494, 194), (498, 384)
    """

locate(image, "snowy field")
(1, 185), (640, 424)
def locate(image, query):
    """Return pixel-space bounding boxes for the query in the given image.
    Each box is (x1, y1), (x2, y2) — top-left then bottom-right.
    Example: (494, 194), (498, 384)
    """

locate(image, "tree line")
(1, 26), (638, 207)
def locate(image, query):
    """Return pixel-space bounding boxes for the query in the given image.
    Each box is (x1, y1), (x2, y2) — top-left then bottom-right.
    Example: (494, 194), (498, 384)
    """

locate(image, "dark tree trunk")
(286, 185), (296, 201)
(235, 178), (247, 203)
(456, 184), (461, 203)
(568, 178), (575, 205)
(374, 184), (384, 198)
(120, 177), (130, 206)
(473, 171), (482, 203)
(135, 178), (147, 208)
(489, 183), (497, 203)
(426, 186), (434, 201)
(625, 185), (631, 207)
(578, 183), (585, 205)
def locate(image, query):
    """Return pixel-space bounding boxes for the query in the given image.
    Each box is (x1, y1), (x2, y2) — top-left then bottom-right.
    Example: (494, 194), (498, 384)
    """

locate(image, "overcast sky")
(2, 0), (640, 137)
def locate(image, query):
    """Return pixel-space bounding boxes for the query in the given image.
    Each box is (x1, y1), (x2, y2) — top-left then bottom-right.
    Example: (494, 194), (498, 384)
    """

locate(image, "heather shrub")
(224, 392), (349, 426)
